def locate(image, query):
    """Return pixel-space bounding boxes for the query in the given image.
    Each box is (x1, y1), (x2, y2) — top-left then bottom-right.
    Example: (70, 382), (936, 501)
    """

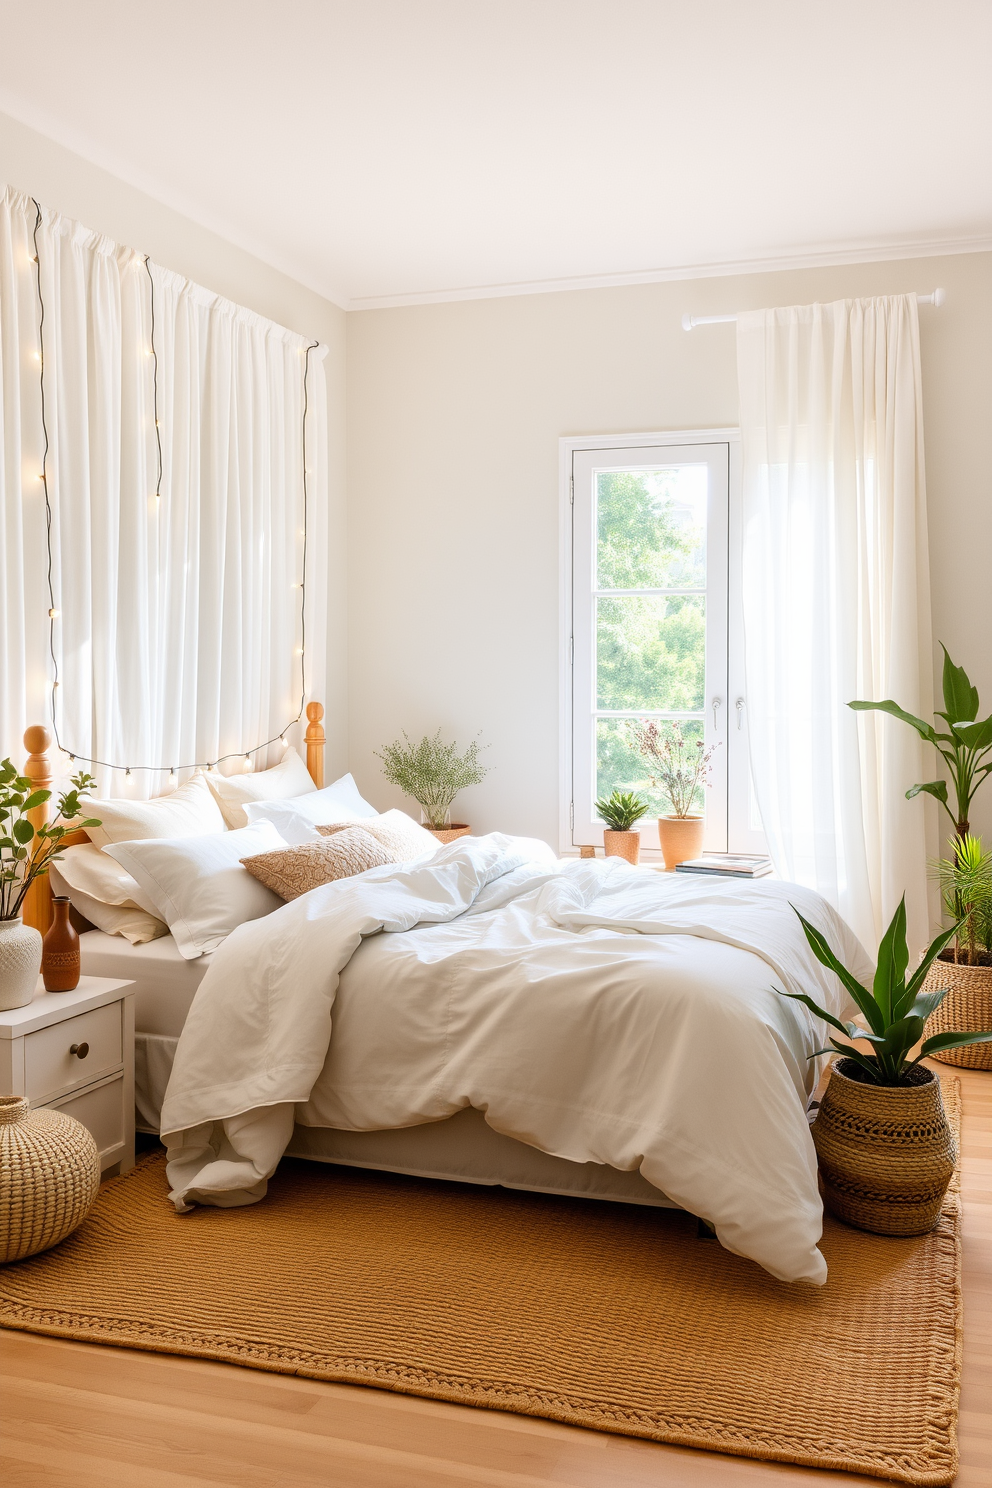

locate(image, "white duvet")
(161, 834), (872, 1284)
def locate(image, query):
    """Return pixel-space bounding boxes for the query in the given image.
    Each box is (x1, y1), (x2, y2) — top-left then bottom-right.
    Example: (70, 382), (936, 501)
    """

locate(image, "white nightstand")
(0, 976), (135, 1176)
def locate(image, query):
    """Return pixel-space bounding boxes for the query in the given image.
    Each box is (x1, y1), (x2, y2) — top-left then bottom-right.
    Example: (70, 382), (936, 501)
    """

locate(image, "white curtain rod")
(681, 287), (945, 330)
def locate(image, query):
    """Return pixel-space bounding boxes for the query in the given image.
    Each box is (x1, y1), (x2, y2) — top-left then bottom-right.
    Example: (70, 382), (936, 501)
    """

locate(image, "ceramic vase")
(43, 896), (80, 993)
(0, 917), (42, 1012)
(657, 815), (705, 871)
(812, 1059), (956, 1236)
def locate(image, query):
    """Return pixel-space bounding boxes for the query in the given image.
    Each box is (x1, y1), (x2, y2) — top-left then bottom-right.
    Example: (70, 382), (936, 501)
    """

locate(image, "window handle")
(711, 697), (721, 731)
(736, 698), (746, 731)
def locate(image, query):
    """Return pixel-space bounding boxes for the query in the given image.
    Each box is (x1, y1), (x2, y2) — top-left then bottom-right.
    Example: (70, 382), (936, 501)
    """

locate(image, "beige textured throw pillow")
(319, 808), (440, 862)
(241, 829), (394, 901)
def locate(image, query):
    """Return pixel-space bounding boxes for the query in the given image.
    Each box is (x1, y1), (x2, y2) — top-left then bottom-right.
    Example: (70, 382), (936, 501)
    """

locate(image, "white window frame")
(559, 428), (759, 859)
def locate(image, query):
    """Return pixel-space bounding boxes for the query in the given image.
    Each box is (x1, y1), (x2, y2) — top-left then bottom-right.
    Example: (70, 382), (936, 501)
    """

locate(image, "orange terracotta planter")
(603, 830), (640, 865)
(428, 824), (471, 844)
(657, 815), (704, 871)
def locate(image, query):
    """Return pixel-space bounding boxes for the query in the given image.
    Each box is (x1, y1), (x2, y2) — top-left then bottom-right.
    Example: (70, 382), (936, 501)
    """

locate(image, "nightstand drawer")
(46, 1073), (125, 1167)
(24, 1001), (123, 1103)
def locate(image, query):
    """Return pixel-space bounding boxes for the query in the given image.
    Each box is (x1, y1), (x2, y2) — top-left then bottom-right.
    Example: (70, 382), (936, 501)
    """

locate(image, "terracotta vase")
(428, 824), (471, 844)
(42, 896), (80, 993)
(657, 815), (704, 871)
(0, 916), (42, 1012)
(603, 830), (640, 865)
(812, 1058), (956, 1236)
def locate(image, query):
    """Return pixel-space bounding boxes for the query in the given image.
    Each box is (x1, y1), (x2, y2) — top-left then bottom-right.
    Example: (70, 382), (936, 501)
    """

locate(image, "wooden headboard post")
(305, 702), (325, 788)
(22, 724), (54, 936)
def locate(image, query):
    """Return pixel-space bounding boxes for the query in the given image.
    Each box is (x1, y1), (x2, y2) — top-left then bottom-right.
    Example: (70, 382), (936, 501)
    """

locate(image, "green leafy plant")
(776, 897), (992, 1085)
(630, 719), (716, 818)
(850, 645), (992, 838)
(375, 731), (489, 830)
(932, 833), (992, 967)
(0, 760), (100, 921)
(594, 789), (649, 832)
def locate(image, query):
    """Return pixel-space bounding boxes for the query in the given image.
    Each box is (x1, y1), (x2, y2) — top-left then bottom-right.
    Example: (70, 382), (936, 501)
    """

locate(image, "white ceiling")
(1, 1), (989, 309)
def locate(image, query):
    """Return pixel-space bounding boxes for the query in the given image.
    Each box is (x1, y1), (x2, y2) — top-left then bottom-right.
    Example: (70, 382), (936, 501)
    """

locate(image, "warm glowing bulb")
(125, 768), (131, 777)
(294, 647), (303, 656)
(48, 608), (59, 618)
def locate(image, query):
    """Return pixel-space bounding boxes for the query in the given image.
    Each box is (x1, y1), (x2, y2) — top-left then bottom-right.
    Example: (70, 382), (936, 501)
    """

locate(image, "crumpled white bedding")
(161, 834), (872, 1284)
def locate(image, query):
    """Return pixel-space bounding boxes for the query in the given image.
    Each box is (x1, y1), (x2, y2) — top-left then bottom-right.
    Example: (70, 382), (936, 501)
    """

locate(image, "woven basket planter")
(603, 830), (640, 865)
(427, 824), (471, 845)
(812, 1059), (956, 1235)
(921, 952), (992, 1070)
(0, 1094), (100, 1263)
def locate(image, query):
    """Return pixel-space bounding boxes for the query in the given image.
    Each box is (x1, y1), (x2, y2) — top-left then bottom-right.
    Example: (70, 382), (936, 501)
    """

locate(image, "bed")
(23, 711), (872, 1285)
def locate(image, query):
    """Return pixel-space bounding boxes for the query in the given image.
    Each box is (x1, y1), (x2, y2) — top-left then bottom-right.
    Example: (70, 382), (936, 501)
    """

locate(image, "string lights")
(31, 197), (318, 778)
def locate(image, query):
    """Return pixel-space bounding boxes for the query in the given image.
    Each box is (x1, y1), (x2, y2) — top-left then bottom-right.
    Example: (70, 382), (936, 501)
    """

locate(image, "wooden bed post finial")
(305, 701), (325, 789)
(22, 724), (54, 935)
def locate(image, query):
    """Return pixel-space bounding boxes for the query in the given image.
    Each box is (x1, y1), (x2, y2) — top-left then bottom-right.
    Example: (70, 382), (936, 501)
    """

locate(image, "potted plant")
(594, 789), (649, 865)
(376, 731), (489, 842)
(851, 646), (992, 1068)
(0, 760), (98, 1010)
(921, 834), (992, 1069)
(631, 720), (716, 870)
(778, 898), (992, 1234)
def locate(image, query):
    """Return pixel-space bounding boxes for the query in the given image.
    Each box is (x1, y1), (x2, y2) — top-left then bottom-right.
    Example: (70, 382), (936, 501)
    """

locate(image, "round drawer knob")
(69, 1042), (90, 1059)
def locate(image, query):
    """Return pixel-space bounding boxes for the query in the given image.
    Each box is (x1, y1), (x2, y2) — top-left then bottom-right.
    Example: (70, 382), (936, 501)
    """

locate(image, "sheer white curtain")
(0, 186), (327, 795)
(737, 295), (932, 954)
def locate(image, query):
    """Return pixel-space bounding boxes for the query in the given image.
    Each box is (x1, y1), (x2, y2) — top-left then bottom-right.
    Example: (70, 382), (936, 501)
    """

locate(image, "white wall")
(347, 253), (992, 850)
(0, 110), (349, 775)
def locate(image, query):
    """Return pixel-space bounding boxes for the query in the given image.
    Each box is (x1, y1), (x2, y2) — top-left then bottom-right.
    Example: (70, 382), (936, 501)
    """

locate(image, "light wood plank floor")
(2, 1062), (990, 1488)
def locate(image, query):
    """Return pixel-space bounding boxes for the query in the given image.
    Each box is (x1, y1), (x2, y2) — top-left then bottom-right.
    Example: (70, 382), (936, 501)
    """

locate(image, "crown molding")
(347, 234), (992, 311)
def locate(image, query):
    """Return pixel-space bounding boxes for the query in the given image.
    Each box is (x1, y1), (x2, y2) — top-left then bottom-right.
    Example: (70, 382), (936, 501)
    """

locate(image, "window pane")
(596, 466), (707, 590)
(596, 717), (707, 818)
(597, 595), (705, 711)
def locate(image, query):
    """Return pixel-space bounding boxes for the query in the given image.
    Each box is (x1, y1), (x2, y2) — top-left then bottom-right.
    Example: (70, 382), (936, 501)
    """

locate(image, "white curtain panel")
(736, 295), (933, 955)
(0, 185), (327, 796)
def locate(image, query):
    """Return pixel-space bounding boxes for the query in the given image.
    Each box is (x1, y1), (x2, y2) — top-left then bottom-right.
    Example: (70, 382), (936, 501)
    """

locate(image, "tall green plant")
(932, 833), (992, 967)
(850, 645), (992, 838)
(375, 731), (489, 830)
(776, 897), (992, 1086)
(0, 760), (99, 920)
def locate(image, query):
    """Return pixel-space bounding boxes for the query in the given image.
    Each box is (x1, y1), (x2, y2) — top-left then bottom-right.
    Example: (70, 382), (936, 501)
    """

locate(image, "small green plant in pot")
(923, 834), (992, 1069)
(776, 898), (992, 1234)
(376, 731), (489, 841)
(594, 789), (649, 865)
(0, 760), (99, 1011)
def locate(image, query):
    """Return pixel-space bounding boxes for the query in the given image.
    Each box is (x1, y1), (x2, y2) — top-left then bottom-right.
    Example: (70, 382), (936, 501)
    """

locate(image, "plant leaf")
(906, 780), (949, 806)
(774, 988), (863, 1041)
(918, 1030), (992, 1059)
(12, 819), (34, 845)
(940, 644), (980, 724)
(792, 908), (885, 1033)
(849, 699), (937, 743)
(873, 896), (908, 1022)
(951, 716), (992, 750)
(900, 919), (965, 1011)
(827, 1042), (881, 1080)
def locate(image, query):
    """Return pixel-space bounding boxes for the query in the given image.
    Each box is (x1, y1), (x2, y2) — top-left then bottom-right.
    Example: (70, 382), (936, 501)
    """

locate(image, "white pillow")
(82, 773), (227, 847)
(205, 747), (316, 829)
(243, 775), (379, 844)
(103, 821), (288, 959)
(48, 866), (168, 945)
(322, 809), (439, 863)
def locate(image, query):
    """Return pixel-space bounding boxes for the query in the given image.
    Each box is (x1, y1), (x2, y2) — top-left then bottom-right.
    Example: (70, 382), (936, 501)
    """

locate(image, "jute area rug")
(0, 1085), (961, 1487)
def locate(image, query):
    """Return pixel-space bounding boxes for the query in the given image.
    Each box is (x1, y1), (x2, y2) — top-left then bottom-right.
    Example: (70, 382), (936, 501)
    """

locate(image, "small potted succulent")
(376, 730), (489, 842)
(778, 897), (992, 1235)
(594, 789), (649, 865)
(0, 759), (98, 1010)
(630, 720), (716, 870)
(851, 646), (992, 1069)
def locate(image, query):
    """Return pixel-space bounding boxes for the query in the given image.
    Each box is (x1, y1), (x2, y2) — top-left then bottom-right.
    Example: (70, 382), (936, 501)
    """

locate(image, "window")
(563, 432), (762, 855)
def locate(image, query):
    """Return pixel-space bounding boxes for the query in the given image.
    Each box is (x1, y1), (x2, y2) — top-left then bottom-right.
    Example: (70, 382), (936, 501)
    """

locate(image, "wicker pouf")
(0, 1095), (100, 1263)
(922, 955), (992, 1070)
(812, 1059), (956, 1235)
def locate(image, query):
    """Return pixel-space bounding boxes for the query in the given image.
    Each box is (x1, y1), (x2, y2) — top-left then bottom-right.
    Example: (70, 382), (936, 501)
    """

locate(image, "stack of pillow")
(49, 747), (442, 961)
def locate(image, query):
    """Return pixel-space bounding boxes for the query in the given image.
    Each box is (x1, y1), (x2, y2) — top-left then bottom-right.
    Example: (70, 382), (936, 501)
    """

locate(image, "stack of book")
(675, 853), (773, 879)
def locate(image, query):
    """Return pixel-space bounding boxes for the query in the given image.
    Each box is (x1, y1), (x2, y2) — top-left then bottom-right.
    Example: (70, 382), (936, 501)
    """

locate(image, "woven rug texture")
(0, 1082), (962, 1486)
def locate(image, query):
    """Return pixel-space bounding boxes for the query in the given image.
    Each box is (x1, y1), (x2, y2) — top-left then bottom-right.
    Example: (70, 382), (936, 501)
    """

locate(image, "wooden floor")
(2, 1063), (990, 1488)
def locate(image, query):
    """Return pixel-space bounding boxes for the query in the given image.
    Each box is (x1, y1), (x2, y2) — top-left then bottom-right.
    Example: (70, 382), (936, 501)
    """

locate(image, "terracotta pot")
(0, 917), (42, 1012)
(427, 824), (471, 844)
(921, 950), (992, 1070)
(603, 830), (640, 865)
(43, 896), (80, 993)
(811, 1059), (956, 1236)
(657, 815), (704, 871)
